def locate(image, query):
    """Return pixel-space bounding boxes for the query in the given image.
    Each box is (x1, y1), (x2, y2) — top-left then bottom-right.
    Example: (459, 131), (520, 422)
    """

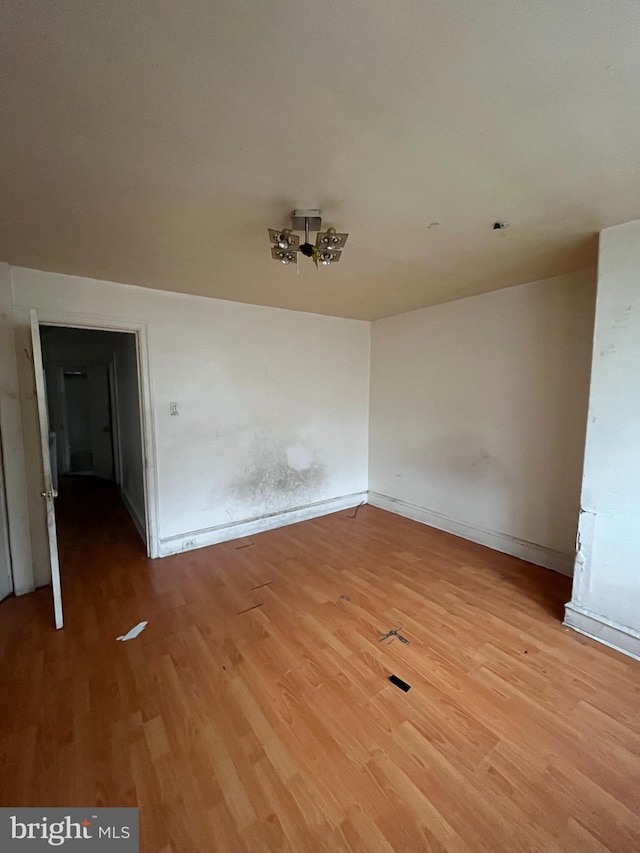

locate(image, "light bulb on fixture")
(317, 227), (348, 251)
(271, 248), (297, 265)
(268, 228), (299, 256)
(318, 250), (341, 266)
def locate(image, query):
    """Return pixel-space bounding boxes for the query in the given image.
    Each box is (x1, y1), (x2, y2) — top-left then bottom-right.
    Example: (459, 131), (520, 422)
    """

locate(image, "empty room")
(0, 1), (639, 851)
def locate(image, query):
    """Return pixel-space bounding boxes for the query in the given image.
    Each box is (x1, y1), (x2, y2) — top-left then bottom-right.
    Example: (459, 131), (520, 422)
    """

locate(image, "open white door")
(30, 310), (63, 629)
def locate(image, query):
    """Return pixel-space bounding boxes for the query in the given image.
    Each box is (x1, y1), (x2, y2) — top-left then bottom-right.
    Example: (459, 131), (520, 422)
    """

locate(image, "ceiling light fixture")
(268, 210), (348, 268)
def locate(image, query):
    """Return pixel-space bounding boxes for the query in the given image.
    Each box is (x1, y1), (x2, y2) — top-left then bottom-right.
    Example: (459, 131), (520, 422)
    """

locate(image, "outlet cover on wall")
(170, 402), (179, 416)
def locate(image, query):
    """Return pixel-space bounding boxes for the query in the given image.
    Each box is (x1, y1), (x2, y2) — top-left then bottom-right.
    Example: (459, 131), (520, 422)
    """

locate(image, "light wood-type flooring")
(1, 478), (639, 851)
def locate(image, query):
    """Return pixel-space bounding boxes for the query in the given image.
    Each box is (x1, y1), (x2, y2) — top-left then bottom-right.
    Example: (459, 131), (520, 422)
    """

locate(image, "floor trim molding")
(159, 491), (368, 557)
(368, 491), (574, 576)
(563, 602), (640, 661)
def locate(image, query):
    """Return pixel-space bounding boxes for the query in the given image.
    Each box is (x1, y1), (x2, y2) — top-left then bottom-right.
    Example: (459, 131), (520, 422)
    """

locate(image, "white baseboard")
(159, 491), (367, 558)
(563, 602), (640, 661)
(121, 488), (146, 544)
(368, 491), (574, 576)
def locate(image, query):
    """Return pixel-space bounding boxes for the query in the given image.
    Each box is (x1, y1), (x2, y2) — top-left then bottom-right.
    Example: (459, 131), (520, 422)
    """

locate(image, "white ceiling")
(1, 1), (639, 320)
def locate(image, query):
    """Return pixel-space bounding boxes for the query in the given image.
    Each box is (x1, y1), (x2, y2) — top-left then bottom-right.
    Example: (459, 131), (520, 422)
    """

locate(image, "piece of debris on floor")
(379, 628), (410, 645)
(250, 580), (273, 590)
(340, 594), (351, 602)
(347, 501), (365, 519)
(389, 675), (411, 692)
(235, 542), (254, 550)
(237, 603), (264, 615)
(116, 621), (148, 641)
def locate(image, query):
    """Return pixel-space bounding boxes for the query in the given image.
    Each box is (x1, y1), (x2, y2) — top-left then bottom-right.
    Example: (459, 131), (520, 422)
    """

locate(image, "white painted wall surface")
(369, 270), (596, 572)
(566, 220), (640, 656)
(0, 264), (34, 594)
(10, 267), (370, 588)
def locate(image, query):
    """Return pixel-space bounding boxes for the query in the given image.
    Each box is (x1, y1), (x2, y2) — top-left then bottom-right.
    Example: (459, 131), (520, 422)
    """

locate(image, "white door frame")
(33, 313), (160, 559)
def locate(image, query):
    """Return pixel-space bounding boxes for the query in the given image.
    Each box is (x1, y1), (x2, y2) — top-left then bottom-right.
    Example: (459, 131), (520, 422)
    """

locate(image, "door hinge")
(41, 489), (58, 499)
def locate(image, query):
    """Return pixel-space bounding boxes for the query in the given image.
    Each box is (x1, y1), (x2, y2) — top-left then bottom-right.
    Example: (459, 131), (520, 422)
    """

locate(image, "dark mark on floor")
(250, 581), (273, 591)
(237, 603), (264, 615)
(389, 675), (411, 692)
(236, 542), (254, 550)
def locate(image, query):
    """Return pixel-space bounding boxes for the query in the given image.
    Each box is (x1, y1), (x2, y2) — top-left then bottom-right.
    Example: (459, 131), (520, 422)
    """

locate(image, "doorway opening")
(40, 325), (148, 562)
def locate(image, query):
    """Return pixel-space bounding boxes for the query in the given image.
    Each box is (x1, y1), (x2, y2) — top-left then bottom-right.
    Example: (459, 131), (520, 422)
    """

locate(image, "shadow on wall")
(508, 278), (596, 553)
(231, 438), (325, 511)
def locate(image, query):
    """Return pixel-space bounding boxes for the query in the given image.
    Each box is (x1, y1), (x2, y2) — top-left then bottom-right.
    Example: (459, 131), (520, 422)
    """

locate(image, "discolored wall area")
(8, 266), (370, 586)
(368, 269), (596, 572)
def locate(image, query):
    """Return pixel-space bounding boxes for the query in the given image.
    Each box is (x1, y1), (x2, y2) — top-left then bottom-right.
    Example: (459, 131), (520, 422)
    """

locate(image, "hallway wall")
(115, 333), (146, 538)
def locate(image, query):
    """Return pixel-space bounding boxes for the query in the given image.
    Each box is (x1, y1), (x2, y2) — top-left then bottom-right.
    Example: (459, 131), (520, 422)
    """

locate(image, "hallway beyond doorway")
(55, 476), (146, 581)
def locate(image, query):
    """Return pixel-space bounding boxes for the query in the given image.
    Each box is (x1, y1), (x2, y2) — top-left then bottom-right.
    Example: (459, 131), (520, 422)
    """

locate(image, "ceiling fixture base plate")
(292, 209), (322, 231)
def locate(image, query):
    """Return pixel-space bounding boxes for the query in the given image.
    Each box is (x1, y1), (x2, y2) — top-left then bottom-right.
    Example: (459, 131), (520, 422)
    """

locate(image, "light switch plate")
(170, 402), (179, 416)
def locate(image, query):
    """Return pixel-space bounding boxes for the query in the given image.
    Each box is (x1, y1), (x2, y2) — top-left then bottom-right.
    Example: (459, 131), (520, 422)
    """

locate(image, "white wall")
(369, 269), (596, 573)
(565, 220), (640, 659)
(0, 263), (33, 594)
(9, 266), (370, 589)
